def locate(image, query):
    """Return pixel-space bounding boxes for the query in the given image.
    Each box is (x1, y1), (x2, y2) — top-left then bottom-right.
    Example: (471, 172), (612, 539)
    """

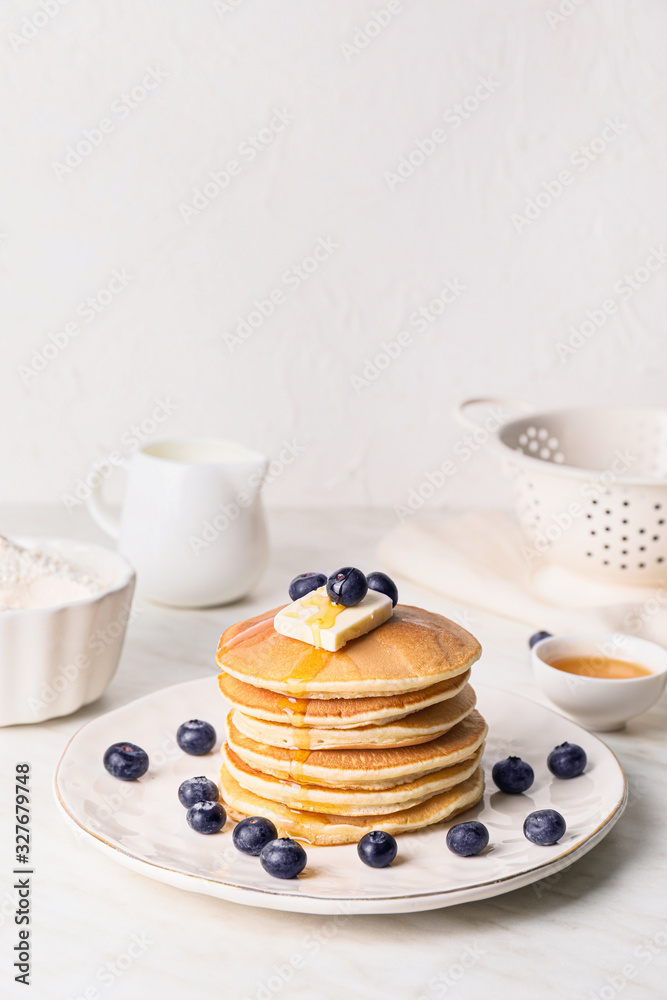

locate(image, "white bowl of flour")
(0, 536), (135, 725)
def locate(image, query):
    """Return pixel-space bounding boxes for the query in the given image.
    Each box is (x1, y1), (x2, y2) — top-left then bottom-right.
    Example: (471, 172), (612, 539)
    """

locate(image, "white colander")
(457, 398), (667, 585)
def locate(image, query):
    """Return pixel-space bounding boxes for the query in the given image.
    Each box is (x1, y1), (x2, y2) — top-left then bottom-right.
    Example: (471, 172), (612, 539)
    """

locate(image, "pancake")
(230, 684), (476, 750)
(216, 604), (481, 697)
(219, 763), (485, 845)
(218, 668), (471, 728)
(222, 742), (484, 815)
(226, 709), (488, 788)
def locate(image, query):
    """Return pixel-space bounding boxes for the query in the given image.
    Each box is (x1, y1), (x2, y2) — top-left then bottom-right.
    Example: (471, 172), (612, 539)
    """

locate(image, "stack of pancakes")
(216, 604), (487, 846)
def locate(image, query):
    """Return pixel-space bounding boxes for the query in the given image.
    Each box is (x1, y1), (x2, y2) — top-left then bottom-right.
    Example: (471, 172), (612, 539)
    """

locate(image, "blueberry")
(186, 800), (226, 834)
(529, 630), (552, 648)
(103, 742), (149, 781)
(446, 821), (489, 857)
(178, 776), (219, 808)
(547, 742), (587, 779)
(326, 567), (368, 607)
(259, 837), (307, 879)
(289, 572), (327, 602)
(233, 816), (278, 856)
(176, 719), (216, 756)
(357, 830), (398, 868)
(523, 809), (566, 846)
(366, 571), (399, 608)
(492, 756), (535, 794)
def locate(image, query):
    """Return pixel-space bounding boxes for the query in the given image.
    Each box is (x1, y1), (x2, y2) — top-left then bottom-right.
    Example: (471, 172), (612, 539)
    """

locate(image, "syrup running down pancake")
(230, 684), (476, 750)
(216, 604), (481, 698)
(218, 668), (472, 728)
(225, 710), (488, 788)
(220, 763), (485, 846)
(222, 743), (485, 815)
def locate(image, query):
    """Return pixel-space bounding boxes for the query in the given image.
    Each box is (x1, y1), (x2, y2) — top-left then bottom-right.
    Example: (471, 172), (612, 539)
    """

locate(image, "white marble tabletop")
(1, 505), (665, 1000)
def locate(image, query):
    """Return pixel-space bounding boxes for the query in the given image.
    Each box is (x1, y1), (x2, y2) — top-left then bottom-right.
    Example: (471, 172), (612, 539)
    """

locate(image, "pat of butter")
(274, 586), (393, 651)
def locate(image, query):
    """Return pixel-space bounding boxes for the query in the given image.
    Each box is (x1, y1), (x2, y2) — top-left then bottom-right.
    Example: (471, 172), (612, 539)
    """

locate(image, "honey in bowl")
(549, 655), (653, 680)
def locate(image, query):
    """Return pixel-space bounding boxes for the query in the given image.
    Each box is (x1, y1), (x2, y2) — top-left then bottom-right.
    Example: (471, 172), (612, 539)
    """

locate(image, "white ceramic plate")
(53, 679), (627, 914)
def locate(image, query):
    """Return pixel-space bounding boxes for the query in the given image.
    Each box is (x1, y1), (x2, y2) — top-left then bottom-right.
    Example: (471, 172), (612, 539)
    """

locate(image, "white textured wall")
(2, 0), (667, 514)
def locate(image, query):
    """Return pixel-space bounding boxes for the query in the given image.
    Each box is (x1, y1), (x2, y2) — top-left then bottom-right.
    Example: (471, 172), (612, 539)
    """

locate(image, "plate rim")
(53, 678), (628, 913)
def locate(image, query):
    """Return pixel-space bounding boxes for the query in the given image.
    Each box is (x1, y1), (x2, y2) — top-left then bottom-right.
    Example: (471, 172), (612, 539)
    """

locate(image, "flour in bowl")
(0, 536), (104, 611)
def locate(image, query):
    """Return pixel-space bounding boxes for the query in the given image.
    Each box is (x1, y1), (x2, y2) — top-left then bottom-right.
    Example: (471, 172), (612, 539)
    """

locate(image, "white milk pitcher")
(85, 438), (269, 607)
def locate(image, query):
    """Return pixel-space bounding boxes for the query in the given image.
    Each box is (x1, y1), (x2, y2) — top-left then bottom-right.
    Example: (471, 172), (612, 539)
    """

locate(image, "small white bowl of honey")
(531, 632), (667, 731)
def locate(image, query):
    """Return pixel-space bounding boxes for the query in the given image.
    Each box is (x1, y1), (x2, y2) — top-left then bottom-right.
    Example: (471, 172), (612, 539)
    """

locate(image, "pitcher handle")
(454, 397), (534, 433)
(84, 457), (126, 540)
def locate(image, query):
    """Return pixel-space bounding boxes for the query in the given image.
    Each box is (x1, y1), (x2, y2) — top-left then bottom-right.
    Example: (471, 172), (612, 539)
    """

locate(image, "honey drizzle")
(285, 644), (332, 697)
(283, 590), (347, 647)
(302, 591), (347, 645)
(289, 747), (312, 781)
(276, 693), (309, 727)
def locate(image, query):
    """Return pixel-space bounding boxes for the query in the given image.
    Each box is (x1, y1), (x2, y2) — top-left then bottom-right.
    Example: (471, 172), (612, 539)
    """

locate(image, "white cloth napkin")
(378, 510), (667, 645)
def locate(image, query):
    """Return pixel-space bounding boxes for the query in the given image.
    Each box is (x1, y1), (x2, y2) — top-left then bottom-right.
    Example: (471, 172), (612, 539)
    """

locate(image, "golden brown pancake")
(219, 763), (485, 845)
(218, 669), (471, 728)
(230, 684), (476, 750)
(225, 709), (488, 788)
(222, 742), (484, 815)
(216, 604), (481, 697)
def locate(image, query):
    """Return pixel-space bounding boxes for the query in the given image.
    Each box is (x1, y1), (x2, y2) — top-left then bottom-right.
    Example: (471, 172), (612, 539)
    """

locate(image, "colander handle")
(455, 397), (534, 432)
